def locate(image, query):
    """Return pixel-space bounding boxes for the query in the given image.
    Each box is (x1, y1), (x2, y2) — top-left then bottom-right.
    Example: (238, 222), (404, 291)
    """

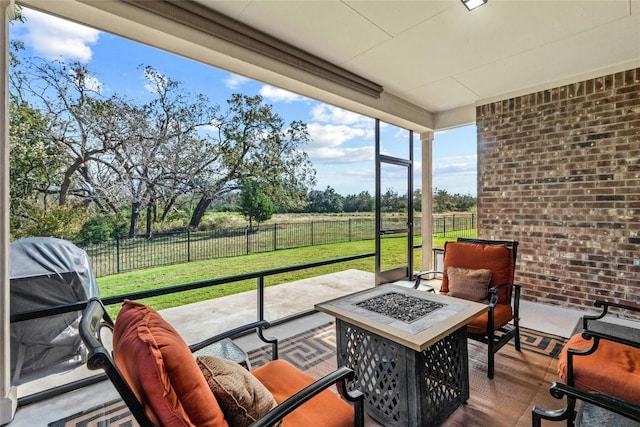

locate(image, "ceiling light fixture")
(461, 0), (487, 11)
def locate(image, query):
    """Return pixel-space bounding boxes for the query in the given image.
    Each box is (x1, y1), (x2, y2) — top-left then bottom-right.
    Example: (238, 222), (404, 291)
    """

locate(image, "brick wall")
(476, 68), (640, 313)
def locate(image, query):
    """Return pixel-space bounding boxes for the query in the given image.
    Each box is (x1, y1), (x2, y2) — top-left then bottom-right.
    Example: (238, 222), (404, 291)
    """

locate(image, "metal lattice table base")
(336, 319), (469, 427)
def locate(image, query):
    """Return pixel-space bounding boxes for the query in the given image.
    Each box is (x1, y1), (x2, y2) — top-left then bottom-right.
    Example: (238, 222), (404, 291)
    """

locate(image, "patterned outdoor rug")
(48, 323), (566, 427)
(246, 322), (565, 367)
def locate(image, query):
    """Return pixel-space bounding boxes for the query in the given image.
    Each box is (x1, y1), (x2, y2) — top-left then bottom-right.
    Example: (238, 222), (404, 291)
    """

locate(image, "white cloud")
(22, 9), (100, 62)
(392, 127), (411, 141)
(305, 105), (374, 166)
(433, 155), (477, 175)
(259, 85), (305, 102)
(311, 104), (371, 127)
(413, 160), (422, 177)
(307, 146), (374, 163)
(224, 74), (251, 89)
(199, 124), (219, 134)
(307, 123), (368, 148)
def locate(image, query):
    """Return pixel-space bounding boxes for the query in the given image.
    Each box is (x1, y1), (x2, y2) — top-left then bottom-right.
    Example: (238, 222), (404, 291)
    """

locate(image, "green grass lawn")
(97, 235), (460, 313)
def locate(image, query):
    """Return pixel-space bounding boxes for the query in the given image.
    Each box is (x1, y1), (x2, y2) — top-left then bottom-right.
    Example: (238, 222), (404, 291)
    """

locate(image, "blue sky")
(11, 8), (478, 197)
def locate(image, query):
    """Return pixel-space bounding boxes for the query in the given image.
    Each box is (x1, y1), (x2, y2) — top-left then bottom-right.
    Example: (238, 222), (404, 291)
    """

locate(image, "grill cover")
(10, 237), (99, 382)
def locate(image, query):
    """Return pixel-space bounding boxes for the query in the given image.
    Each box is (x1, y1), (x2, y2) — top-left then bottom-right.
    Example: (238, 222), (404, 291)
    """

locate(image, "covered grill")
(10, 237), (99, 383)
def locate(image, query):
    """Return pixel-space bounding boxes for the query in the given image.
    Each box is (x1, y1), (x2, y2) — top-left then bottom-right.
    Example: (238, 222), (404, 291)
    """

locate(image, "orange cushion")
(467, 303), (513, 335)
(113, 300), (228, 427)
(441, 242), (514, 303)
(558, 334), (640, 405)
(251, 359), (354, 427)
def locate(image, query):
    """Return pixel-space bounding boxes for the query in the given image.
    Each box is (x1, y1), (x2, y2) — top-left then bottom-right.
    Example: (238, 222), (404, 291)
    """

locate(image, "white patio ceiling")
(17, 0), (640, 132)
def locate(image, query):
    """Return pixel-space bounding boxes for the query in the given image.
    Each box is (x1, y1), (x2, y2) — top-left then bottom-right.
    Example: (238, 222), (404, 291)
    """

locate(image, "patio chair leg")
(488, 351), (495, 379)
(487, 328), (495, 379)
(487, 342), (495, 380)
(514, 321), (521, 352)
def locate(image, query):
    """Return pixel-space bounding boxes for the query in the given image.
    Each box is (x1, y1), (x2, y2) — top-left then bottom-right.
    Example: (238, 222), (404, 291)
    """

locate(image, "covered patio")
(1, 0), (639, 425)
(10, 269), (586, 426)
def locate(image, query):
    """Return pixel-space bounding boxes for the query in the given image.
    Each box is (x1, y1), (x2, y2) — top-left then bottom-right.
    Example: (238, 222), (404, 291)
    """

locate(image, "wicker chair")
(532, 300), (640, 426)
(79, 298), (364, 427)
(414, 237), (521, 379)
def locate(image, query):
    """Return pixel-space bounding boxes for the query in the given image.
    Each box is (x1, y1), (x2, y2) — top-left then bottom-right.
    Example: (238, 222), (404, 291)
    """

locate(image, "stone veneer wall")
(476, 67), (640, 312)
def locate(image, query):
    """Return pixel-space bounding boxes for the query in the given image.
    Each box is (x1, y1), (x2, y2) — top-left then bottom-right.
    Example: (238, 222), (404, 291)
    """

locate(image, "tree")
(343, 191), (374, 212)
(9, 52), (316, 237)
(79, 212), (128, 243)
(307, 186), (344, 213)
(9, 41), (66, 234)
(10, 58), (131, 207)
(188, 94), (316, 228)
(381, 188), (407, 212)
(239, 180), (275, 230)
(106, 66), (220, 237)
(413, 189), (422, 212)
(433, 188), (477, 213)
(21, 205), (87, 240)
(9, 101), (64, 233)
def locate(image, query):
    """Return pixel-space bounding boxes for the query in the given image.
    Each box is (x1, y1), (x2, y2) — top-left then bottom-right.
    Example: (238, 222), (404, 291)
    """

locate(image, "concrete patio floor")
(7, 269), (587, 426)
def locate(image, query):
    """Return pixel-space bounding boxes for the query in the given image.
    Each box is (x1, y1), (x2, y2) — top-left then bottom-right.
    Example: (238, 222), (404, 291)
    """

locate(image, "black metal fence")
(81, 213), (476, 277)
(432, 213), (476, 237)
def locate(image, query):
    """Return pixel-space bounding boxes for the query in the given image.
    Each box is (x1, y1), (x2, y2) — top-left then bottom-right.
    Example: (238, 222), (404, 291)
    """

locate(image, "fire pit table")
(315, 284), (488, 427)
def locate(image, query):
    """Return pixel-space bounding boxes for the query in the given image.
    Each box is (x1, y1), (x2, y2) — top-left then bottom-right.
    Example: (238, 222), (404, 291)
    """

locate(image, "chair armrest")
(487, 283), (520, 308)
(580, 325), (640, 351)
(583, 300), (640, 329)
(189, 320), (272, 353)
(412, 270), (438, 292)
(532, 382), (640, 425)
(250, 366), (365, 427)
(414, 269), (440, 277)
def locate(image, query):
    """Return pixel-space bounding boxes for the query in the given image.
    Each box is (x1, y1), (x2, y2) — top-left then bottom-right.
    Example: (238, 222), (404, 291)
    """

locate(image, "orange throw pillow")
(112, 300), (228, 427)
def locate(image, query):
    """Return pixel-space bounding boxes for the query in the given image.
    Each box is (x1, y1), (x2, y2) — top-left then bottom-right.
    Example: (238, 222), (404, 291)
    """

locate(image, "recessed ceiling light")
(461, 0), (488, 11)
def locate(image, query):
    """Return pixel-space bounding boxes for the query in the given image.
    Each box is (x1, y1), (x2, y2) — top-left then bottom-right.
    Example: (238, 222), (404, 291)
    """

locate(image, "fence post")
(273, 223), (277, 251)
(187, 229), (191, 263)
(246, 226), (250, 255)
(311, 222), (314, 246)
(116, 238), (121, 274)
(349, 218), (352, 242)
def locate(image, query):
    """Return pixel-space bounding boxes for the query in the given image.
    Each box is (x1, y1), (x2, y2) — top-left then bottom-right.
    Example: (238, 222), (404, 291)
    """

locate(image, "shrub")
(21, 205), (87, 240)
(79, 216), (113, 243)
(79, 213), (128, 243)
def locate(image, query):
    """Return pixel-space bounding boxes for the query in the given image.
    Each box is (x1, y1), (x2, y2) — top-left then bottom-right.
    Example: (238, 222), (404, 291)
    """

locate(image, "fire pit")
(315, 285), (489, 427)
(356, 292), (444, 323)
